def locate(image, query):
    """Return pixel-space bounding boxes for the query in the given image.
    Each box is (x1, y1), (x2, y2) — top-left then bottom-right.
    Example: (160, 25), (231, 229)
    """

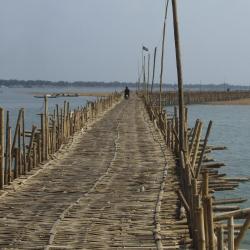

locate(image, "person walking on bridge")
(124, 86), (130, 99)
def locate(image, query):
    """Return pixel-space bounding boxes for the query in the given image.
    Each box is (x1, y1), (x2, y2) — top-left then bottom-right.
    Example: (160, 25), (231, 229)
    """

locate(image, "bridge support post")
(172, 0), (185, 152)
(0, 108), (4, 189)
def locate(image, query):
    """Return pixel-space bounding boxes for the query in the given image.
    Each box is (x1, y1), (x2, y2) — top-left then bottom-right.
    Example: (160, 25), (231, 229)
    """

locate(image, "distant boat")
(34, 93), (79, 98)
(34, 94), (56, 98)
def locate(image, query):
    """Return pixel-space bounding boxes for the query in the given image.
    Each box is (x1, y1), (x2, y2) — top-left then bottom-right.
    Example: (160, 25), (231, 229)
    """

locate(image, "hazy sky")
(0, 0), (250, 84)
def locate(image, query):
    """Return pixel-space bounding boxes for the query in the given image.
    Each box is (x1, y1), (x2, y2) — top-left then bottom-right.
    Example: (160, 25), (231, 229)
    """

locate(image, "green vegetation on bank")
(0, 79), (250, 91)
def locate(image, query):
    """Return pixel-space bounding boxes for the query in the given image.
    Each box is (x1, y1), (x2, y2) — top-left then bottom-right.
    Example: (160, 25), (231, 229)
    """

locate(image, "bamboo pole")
(228, 216), (235, 250)
(202, 171), (209, 197)
(44, 96), (49, 160)
(36, 133), (41, 164)
(195, 121), (213, 178)
(143, 55), (146, 97)
(196, 207), (206, 250)
(60, 108), (63, 145)
(189, 119), (199, 155)
(172, 0), (185, 152)
(7, 127), (12, 184)
(33, 143), (37, 168)
(147, 53), (150, 102)
(217, 225), (224, 250)
(235, 215), (250, 249)
(4, 111), (9, 185)
(41, 114), (45, 161)
(56, 104), (60, 150)
(207, 196), (216, 250)
(0, 108), (4, 189)
(67, 102), (70, 137)
(151, 47), (157, 94)
(191, 121), (203, 169)
(27, 126), (36, 171)
(14, 148), (18, 179)
(22, 109), (26, 174)
(184, 106), (189, 156)
(159, 0), (169, 112)
(11, 109), (23, 155)
(177, 190), (190, 213)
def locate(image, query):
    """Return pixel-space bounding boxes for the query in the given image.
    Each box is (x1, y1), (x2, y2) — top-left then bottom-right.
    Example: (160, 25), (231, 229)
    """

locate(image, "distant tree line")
(0, 79), (249, 91)
(0, 79), (135, 88)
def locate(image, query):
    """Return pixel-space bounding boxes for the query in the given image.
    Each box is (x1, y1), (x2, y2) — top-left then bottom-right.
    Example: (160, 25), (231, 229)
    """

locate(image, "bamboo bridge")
(0, 92), (249, 249)
(0, 0), (249, 249)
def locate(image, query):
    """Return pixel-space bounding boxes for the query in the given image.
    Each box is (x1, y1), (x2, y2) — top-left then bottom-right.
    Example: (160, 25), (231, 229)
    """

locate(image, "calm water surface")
(0, 86), (124, 130)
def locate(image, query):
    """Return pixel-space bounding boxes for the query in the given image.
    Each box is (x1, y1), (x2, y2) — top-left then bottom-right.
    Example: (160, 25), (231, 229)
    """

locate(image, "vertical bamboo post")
(202, 171), (209, 197)
(207, 196), (215, 250)
(217, 225), (224, 250)
(171, 118), (174, 150)
(167, 119), (171, 147)
(228, 216), (235, 250)
(27, 125), (36, 171)
(172, 0), (185, 152)
(151, 47), (157, 94)
(4, 111), (9, 185)
(36, 133), (41, 164)
(191, 179), (198, 242)
(41, 114), (45, 161)
(7, 127), (12, 184)
(174, 106), (179, 154)
(33, 143), (37, 168)
(184, 106), (189, 156)
(67, 102), (70, 138)
(143, 55), (146, 97)
(196, 207), (206, 250)
(63, 101), (66, 140)
(14, 148), (18, 179)
(202, 171), (209, 248)
(22, 109), (26, 174)
(147, 53), (150, 102)
(56, 104), (59, 150)
(17, 126), (21, 175)
(159, 1), (169, 112)
(45, 96), (49, 159)
(0, 108), (4, 189)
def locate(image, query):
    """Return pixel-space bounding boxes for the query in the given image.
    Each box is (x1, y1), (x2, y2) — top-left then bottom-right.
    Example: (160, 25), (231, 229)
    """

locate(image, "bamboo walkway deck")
(0, 95), (190, 249)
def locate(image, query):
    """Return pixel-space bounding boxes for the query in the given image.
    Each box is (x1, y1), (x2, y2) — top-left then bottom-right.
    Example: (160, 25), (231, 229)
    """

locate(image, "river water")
(0, 87), (249, 247)
(0, 86), (124, 130)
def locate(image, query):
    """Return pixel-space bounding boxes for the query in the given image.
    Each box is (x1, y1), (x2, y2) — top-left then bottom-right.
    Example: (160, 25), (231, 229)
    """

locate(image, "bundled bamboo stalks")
(151, 90), (250, 106)
(0, 92), (121, 190)
(143, 93), (250, 249)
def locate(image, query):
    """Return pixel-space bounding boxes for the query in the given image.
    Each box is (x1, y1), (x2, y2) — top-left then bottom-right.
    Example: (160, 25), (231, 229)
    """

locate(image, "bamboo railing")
(144, 94), (250, 250)
(0, 92), (121, 190)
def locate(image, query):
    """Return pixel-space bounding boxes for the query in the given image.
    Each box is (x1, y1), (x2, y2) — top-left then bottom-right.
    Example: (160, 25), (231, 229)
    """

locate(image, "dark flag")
(142, 46), (149, 52)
